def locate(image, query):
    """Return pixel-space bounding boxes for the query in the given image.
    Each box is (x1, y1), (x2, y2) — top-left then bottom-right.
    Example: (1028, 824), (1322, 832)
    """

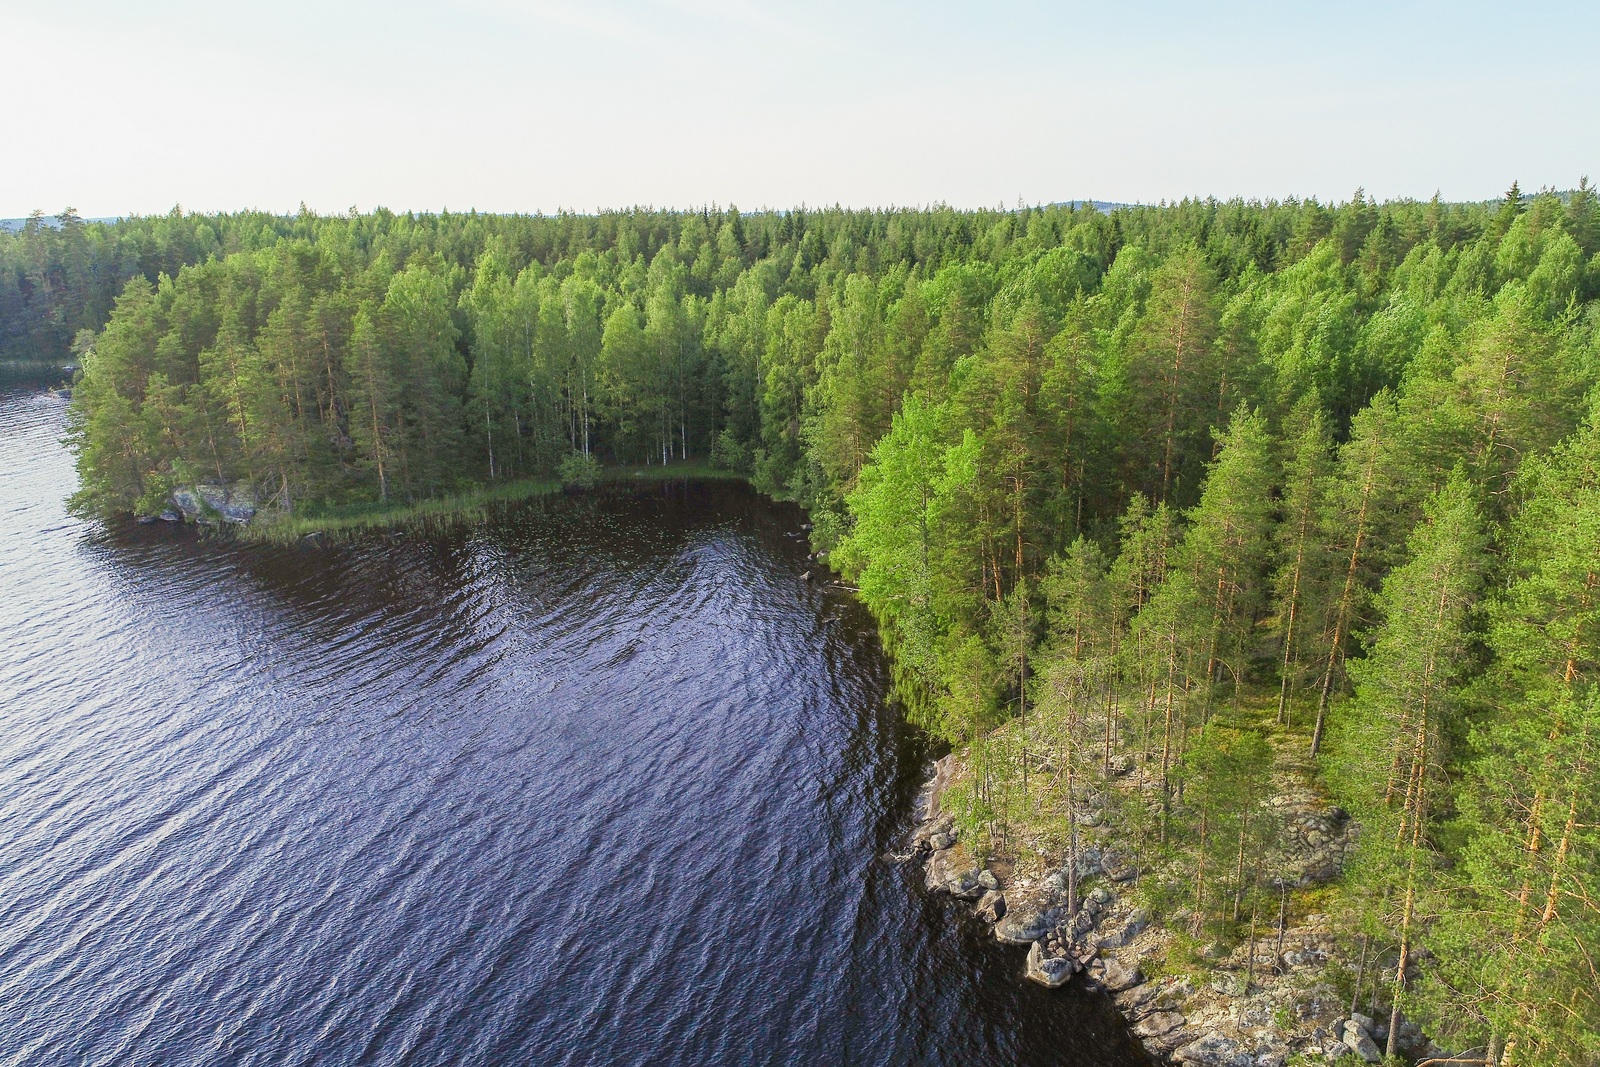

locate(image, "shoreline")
(134, 469), (1425, 1064)
(149, 463), (750, 542)
(907, 752), (1452, 1066)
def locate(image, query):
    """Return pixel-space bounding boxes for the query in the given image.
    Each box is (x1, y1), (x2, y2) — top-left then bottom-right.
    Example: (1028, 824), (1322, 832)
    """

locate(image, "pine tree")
(1423, 407), (1600, 1065)
(1309, 392), (1415, 755)
(1329, 470), (1486, 1059)
(1176, 405), (1277, 714)
(1563, 176), (1599, 260)
(343, 306), (398, 502)
(1177, 723), (1272, 940)
(1270, 398), (1334, 726)
(1036, 538), (1114, 917)
(1452, 285), (1570, 494)
(1126, 246), (1220, 502)
(1113, 496), (1179, 806)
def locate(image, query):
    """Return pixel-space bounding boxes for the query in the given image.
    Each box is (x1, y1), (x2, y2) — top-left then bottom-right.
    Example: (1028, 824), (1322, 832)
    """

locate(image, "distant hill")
(0, 216), (121, 232)
(1051, 200), (1130, 213)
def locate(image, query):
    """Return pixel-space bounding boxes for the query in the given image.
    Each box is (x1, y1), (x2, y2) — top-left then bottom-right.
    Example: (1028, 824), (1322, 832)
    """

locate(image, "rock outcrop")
(905, 755), (1448, 1067)
(169, 483), (259, 524)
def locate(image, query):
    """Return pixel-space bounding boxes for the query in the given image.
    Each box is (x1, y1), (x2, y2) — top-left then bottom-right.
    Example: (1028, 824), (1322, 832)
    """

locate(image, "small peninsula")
(14, 192), (1600, 1066)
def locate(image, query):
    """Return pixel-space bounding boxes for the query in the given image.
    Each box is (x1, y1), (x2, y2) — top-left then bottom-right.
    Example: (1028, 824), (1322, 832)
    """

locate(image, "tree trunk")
(1311, 460), (1377, 757)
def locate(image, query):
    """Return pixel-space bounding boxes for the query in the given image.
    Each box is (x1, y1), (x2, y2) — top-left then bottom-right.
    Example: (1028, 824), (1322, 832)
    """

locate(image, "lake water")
(0, 376), (1149, 1066)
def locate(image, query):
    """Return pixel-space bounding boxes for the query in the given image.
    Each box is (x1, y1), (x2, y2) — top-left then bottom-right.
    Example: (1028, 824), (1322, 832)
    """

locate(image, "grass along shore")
(241, 461), (748, 542)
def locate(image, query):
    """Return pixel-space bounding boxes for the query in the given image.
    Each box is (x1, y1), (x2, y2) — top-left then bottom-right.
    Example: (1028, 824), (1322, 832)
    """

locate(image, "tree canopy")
(33, 186), (1600, 1063)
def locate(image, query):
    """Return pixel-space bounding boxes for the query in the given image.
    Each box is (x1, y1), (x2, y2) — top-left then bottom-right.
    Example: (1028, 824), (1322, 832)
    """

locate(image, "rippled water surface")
(0, 377), (1149, 1066)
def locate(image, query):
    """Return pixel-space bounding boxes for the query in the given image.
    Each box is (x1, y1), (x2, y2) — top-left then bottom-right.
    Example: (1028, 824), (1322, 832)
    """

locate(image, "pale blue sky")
(5, 0), (1596, 216)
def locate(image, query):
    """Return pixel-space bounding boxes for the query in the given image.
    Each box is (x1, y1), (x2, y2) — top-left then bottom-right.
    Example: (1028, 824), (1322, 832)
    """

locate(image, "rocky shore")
(908, 752), (1453, 1066)
(133, 483), (262, 526)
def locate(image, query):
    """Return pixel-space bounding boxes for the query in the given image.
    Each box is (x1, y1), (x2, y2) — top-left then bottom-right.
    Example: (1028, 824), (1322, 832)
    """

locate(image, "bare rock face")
(1171, 1031), (1249, 1066)
(1132, 1010), (1187, 1040)
(1113, 981), (1161, 1018)
(1264, 792), (1354, 887)
(905, 740), (1443, 1067)
(916, 755), (956, 824)
(1097, 906), (1150, 948)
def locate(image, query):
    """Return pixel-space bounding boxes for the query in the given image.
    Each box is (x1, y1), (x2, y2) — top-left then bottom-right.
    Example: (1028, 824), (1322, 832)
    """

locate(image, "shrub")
(558, 451), (601, 490)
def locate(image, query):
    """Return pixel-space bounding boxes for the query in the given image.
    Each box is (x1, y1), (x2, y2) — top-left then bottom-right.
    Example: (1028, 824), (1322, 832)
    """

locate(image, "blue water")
(0, 379), (1148, 1066)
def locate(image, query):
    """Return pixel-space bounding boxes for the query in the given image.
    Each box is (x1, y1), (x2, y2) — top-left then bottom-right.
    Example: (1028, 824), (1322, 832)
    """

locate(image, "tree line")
(40, 185), (1600, 1063)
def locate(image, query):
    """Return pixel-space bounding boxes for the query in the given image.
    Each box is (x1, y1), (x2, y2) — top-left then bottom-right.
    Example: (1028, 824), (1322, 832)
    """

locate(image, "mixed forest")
(12, 186), (1600, 1064)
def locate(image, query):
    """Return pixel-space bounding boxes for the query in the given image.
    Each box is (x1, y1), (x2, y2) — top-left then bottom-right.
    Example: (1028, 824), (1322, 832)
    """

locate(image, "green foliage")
(40, 191), (1600, 1057)
(557, 450), (600, 490)
(1173, 721), (1273, 939)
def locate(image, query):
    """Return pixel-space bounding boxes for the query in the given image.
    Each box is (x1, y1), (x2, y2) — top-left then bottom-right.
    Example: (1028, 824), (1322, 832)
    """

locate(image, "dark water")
(0, 378), (1149, 1067)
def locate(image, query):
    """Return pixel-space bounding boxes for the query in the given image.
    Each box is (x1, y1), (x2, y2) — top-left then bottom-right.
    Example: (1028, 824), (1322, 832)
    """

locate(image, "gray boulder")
(975, 890), (1006, 923)
(925, 848), (980, 895)
(1113, 981), (1161, 1017)
(1025, 940), (1078, 988)
(1100, 958), (1142, 992)
(910, 815), (953, 849)
(994, 901), (1061, 944)
(1100, 850), (1138, 882)
(951, 869), (986, 900)
(170, 483), (258, 524)
(1339, 1019), (1382, 1063)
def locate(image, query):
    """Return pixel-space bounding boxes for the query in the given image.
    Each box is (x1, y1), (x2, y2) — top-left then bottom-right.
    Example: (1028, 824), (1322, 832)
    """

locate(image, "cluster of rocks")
(909, 756), (1447, 1066)
(796, 523), (848, 585)
(1263, 791), (1354, 888)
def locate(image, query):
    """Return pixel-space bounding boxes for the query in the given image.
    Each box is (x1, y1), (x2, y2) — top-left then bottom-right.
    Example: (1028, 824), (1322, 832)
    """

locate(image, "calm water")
(0, 377), (1148, 1067)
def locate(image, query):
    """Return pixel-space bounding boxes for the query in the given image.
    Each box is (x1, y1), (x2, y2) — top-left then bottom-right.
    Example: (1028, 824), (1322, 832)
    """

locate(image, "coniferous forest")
(17, 187), (1600, 1063)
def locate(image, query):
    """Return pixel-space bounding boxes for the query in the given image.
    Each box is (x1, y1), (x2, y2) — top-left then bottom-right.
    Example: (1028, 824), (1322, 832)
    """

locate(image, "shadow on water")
(0, 379), (1151, 1067)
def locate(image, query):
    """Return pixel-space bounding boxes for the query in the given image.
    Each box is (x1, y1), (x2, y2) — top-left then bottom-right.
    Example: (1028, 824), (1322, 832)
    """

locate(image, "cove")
(0, 376), (1149, 1066)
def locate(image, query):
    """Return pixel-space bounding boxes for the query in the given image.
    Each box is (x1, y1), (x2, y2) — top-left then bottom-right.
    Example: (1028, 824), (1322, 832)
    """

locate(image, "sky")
(4, 0), (1597, 217)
